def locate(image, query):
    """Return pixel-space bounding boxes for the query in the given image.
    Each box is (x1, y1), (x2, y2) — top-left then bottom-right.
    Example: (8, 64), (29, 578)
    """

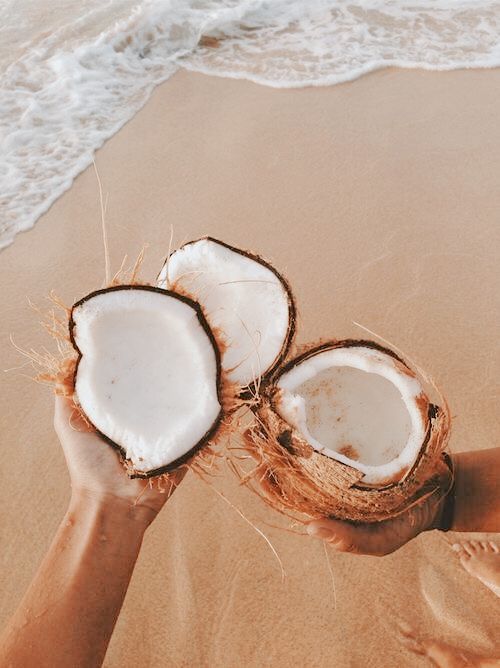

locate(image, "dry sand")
(1, 68), (499, 667)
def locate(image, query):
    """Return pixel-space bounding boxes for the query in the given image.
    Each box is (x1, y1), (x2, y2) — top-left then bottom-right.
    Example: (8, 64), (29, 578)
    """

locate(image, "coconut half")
(70, 286), (222, 477)
(274, 342), (428, 486)
(243, 340), (451, 522)
(158, 237), (295, 389)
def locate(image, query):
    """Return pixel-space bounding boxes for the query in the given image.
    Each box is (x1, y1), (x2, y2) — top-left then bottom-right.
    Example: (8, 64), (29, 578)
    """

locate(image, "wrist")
(69, 488), (157, 533)
(430, 453), (456, 532)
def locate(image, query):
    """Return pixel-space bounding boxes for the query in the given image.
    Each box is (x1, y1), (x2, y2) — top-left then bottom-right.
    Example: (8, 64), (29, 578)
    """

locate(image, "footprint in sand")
(452, 540), (500, 599)
(398, 540), (500, 668)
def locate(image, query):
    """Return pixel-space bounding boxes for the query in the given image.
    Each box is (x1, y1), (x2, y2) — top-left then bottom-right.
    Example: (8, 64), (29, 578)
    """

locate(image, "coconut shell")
(239, 339), (452, 523)
(158, 236), (297, 391)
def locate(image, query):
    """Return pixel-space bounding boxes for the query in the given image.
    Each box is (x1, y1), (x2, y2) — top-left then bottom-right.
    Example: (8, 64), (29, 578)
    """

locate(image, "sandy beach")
(1, 68), (499, 666)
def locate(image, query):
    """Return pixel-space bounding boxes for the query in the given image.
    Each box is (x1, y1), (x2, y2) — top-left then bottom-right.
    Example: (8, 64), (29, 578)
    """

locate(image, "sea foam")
(1, 0), (500, 249)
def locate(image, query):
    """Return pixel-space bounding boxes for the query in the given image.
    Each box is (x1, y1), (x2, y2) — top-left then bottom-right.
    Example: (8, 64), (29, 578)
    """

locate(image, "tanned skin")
(307, 448), (500, 555)
(0, 395), (185, 668)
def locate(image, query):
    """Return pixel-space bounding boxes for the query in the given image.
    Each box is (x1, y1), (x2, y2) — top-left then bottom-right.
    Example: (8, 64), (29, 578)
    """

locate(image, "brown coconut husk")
(231, 339), (452, 524)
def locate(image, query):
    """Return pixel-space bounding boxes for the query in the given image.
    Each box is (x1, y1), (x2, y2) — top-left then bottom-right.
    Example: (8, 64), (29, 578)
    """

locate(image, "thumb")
(307, 518), (353, 542)
(306, 517), (377, 554)
(54, 393), (92, 434)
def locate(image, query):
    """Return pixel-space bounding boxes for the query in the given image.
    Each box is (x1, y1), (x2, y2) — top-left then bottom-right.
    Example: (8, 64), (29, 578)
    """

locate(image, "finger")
(470, 540), (481, 553)
(397, 633), (426, 656)
(306, 518), (367, 555)
(307, 518), (339, 541)
(451, 543), (468, 559)
(54, 392), (73, 428)
(306, 512), (420, 557)
(459, 555), (471, 569)
(395, 619), (415, 639)
(461, 541), (476, 556)
(54, 393), (92, 434)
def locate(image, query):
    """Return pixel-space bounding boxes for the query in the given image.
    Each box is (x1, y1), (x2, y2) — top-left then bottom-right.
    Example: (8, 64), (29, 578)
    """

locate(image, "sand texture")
(1, 69), (499, 666)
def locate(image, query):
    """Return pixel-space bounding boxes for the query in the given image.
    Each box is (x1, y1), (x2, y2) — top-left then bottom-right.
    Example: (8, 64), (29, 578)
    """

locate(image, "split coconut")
(158, 237), (296, 389)
(36, 235), (450, 519)
(243, 340), (451, 522)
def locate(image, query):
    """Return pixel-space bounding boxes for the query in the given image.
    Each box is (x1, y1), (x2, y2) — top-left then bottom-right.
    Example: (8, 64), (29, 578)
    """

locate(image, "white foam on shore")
(2, 0), (500, 249)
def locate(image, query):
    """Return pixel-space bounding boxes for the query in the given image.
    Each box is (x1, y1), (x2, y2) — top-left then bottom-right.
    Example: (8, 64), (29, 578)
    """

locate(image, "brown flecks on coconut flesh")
(272, 342), (429, 486)
(242, 402), (451, 523)
(69, 285), (224, 477)
(157, 237), (296, 390)
(338, 444), (359, 460)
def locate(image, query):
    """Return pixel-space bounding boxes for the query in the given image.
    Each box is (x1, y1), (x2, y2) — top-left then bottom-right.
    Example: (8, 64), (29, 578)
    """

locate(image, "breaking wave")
(2, 0), (500, 248)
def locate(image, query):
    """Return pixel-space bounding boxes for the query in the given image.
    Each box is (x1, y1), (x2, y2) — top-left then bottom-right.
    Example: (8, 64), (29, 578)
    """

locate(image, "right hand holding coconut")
(307, 448), (500, 555)
(306, 491), (447, 556)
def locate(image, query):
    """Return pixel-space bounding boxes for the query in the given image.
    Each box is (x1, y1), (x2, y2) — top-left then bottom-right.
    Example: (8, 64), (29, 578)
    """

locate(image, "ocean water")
(2, 0), (500, 250)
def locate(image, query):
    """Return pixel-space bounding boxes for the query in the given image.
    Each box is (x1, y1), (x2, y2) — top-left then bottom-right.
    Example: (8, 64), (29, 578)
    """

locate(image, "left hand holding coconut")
(54, 393), (185, 524)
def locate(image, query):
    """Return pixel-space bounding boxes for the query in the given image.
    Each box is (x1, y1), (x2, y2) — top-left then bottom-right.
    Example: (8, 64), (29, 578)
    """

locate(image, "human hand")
(306, 491), (447, 556)
(53, 394), (186, 524)
(249, 450), (449, 556)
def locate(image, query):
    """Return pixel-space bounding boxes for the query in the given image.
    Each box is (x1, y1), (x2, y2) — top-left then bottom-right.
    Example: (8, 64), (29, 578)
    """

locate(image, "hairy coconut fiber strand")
(239, 340), (452, 523)
(158, 237), (296, 389)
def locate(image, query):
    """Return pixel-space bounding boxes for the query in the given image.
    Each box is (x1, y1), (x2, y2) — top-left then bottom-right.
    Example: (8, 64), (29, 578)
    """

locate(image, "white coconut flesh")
(71, 288), (222, 475)
(158, 238), (291, 388)
(274, 346), (428, 485)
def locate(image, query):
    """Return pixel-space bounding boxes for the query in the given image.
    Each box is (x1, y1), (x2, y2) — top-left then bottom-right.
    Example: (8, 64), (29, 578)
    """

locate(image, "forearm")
(451, 448), (500, 533)
(0, 491), (152, 668)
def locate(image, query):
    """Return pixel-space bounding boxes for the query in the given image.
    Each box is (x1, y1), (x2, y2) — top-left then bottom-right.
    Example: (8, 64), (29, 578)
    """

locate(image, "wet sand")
(1, 68), (499, 666)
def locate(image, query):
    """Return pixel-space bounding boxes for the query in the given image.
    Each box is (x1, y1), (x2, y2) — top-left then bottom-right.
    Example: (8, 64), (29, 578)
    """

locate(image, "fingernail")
(311, 527), (335, 540)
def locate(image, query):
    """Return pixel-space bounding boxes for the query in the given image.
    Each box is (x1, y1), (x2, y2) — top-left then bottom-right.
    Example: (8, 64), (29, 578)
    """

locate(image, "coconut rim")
(157, 236), (297, 394)
(69, 284), (225, 479)
(265, 338), (437, 490)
